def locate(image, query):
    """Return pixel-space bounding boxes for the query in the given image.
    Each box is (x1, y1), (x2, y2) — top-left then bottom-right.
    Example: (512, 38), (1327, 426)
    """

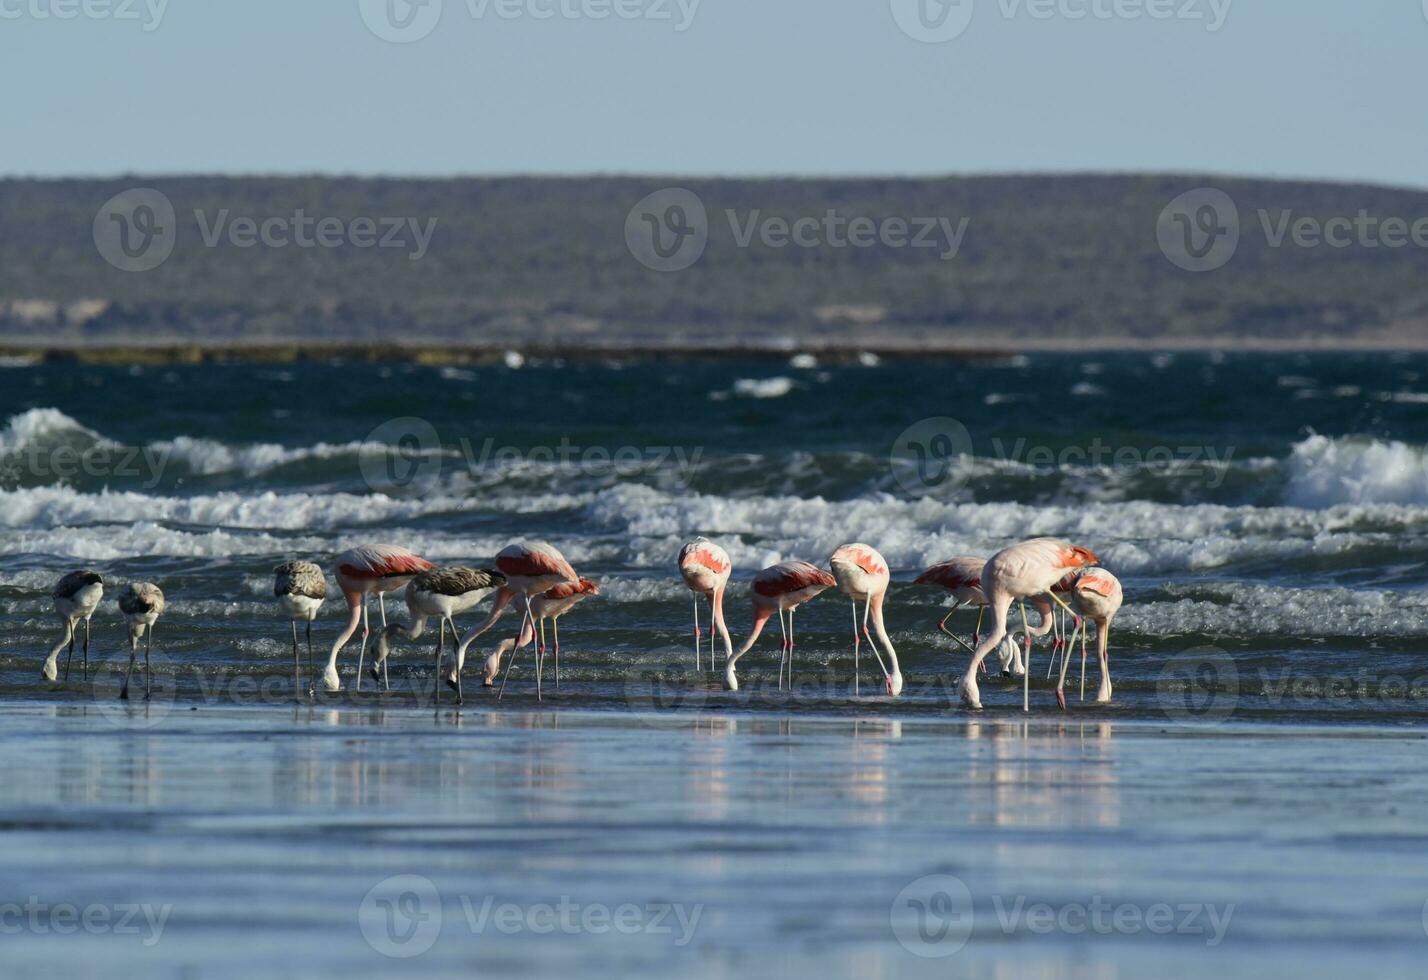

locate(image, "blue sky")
(2, 0), (1423, 188)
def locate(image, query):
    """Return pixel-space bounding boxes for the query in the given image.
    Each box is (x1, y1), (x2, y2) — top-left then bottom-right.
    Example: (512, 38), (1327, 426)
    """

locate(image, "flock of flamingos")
(37, 536), (1123, 711)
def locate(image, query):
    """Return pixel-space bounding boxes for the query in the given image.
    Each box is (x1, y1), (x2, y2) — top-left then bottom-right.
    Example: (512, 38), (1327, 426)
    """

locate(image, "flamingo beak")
(1056, 688), (1067, 711)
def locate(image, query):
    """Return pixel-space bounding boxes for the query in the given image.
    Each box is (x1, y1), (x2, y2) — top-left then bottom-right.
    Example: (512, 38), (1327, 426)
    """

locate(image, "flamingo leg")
(434, 617), (446, 705)
(538, 617), (548, 691)
(782, 605), (793, 691)
(851, 599), (860, 697)
(145, 625), (153, 701)
(500, 593), (537, 702)
(973, 606), (984, 646)
(787, 606), (796, 691)
(939, 602), (977, 655)
(1056, 617), (1082, 710)
(83, 617), (91, 680)
(693, 597), (701, 673)
(1081, 619), (1089, 702)
(553, 619), (560, 690)
(379, 593), (390, 691)
(305, 619), (315, 699)
(291, 620), (301, 702)
(120, 631), (138, 700)
(355, 598), (370, 693)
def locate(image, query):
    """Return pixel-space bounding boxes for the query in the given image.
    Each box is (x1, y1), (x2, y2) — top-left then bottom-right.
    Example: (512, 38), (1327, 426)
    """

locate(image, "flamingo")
(43, 570), (104, 683)
(678, 537), (732, 672)
(449, 542), (579, 701)
(912, 557), (988, 653)
(957, 538), (1100, 711)
(372, 565), (505, 703)
(275, 560), (326, 699)
(1054, 568), (1124, 709)
(829, 543), (902, 696)
(478, 578), (600, 690)
(321, 544), (433, 693)
(117, 582), (165, 701)
(724, 560), (836, 692)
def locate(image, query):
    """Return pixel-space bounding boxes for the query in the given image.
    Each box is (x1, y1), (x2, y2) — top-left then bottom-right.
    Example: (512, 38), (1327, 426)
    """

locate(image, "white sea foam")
(0, 408), (110, 452)
(1285, 435), (1428, 508)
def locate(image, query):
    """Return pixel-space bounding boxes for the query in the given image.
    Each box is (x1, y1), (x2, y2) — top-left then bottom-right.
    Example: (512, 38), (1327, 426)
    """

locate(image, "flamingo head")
(481, 652), (501, 686)
(885, 670), (903, 697)
(1063, 544), (1101, 570)
(723, 661), (739, 691)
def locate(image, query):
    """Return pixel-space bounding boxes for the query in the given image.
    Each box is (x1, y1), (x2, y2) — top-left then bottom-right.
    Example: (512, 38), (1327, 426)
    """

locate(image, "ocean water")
(2, 352), (1428, 976)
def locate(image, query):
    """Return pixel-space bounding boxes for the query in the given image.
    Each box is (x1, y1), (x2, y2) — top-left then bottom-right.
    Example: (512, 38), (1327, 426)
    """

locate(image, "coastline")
(4, 334), (1428, 365)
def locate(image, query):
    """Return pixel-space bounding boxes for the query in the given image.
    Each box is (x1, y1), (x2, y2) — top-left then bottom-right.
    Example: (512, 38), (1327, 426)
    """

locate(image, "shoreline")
(4, 335), (1428, 365)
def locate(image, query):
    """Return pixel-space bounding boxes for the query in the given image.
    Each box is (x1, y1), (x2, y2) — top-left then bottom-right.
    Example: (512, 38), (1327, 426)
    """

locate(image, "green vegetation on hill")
(2, 174), (1426, 346)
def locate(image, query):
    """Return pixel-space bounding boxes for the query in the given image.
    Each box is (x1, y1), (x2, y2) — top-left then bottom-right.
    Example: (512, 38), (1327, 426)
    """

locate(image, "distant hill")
(2, 174), (1426, 352)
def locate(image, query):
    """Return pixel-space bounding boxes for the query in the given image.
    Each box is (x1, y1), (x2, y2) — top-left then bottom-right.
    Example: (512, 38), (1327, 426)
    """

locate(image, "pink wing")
(831, 544), (887, 578)
(497, 542), (578, 582)
(753, 561), (836, 597)
(914, 557), (983, 590)
(679, 541), (731, 576)
(543, 578), (599, 599)
(336, 544), (433, 580)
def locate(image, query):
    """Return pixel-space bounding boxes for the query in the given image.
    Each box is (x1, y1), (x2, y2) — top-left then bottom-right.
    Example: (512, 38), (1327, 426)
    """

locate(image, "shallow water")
(2, 353), (1427, 974)
(2, 353), (1428, 721)
(3, 703), (1426, 978)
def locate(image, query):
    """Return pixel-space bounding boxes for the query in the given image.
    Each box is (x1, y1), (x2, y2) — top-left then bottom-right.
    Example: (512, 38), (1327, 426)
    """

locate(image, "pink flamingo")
(1054, 568), (1124, 709)
(321, 544), (433, 693)
(829, 543), (902, 696)
(452, 542), (579, 701)
(724, 560), (836, 692)
(478, 578), (600, 689)
(913, 557), (987, 653)
(678, 537), (732, 672)
(957, 537), (1100, 711)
